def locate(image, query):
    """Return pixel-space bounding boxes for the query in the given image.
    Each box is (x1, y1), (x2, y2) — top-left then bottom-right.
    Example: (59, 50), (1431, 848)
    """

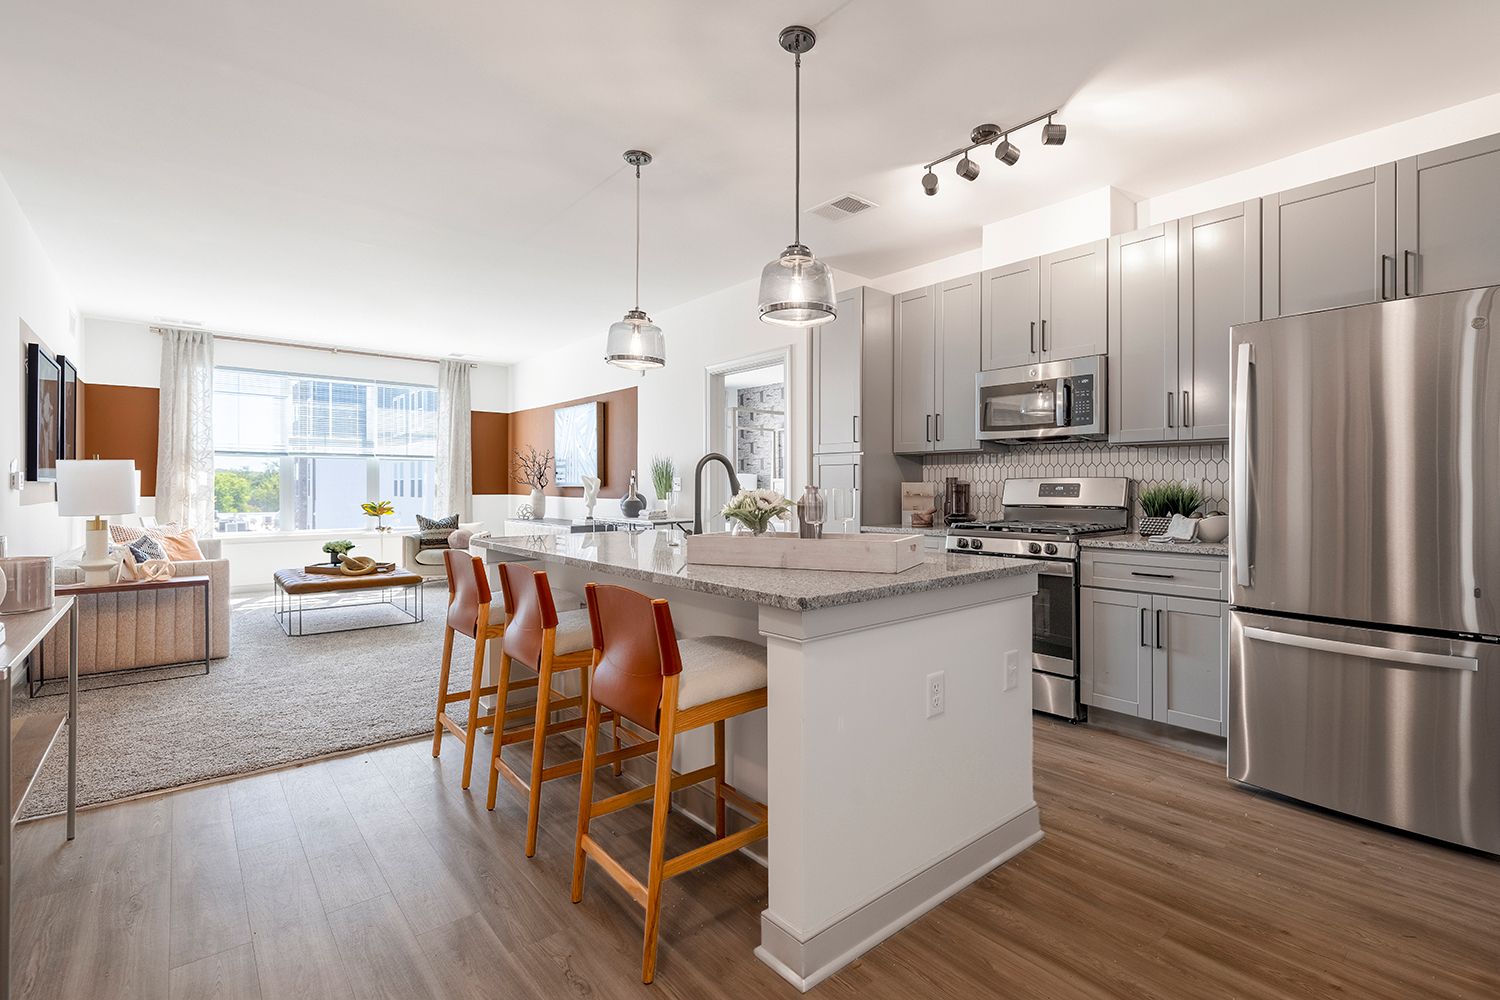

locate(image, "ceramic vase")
(529, 487), (547, 520)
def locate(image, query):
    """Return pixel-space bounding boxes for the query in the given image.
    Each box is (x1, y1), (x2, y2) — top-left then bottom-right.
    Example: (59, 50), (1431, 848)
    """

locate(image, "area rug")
(14, 584), (456, 819)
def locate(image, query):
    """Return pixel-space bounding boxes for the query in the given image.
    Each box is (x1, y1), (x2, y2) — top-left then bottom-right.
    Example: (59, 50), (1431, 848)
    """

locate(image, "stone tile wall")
(924, 441), (1230, 522)
(735, 383), (785, 490)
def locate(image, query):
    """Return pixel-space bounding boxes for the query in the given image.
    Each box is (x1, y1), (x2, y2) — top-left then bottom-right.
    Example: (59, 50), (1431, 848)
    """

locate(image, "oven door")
(1031, 561), (1082, 719)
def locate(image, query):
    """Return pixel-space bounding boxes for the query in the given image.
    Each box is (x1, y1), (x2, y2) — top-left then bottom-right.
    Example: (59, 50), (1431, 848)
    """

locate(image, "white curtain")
(434, 358), (473, 521)
(155, 328), (216, 535)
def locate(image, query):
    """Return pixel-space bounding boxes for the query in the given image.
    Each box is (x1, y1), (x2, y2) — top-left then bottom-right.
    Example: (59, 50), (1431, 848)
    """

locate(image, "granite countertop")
(1081, 536), (1228, 557)
(473, 531), (1042, 612)
(861, 524), (949, 537)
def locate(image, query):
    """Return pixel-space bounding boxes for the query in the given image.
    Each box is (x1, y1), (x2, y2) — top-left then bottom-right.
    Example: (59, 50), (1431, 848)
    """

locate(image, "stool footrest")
(587, 738), (660, 772)
(719, 783), (768, 822)
(661, 820), (769, 881)
(580, 834), (648, 906)
(589, 764), (717, 819)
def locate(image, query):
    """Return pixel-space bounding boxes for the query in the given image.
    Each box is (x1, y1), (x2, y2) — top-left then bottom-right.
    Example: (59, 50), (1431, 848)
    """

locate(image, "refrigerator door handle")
(1233, 342), (1253, 586)
(1243, 626), (1479, 672)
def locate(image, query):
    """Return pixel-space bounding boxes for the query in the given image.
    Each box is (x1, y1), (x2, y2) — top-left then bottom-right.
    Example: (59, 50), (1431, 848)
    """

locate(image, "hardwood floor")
(11, 716), (1500, 999)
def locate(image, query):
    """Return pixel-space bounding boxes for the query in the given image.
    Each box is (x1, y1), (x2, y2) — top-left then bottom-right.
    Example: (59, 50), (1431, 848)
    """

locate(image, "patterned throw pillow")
(109, 522), (183, 545)
(416, 513), (459, 549)
(128, 535), (166, 564)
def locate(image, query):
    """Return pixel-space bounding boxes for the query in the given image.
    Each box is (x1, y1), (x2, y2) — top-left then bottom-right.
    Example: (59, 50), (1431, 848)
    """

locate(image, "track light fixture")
(920, 109), (1066, 196)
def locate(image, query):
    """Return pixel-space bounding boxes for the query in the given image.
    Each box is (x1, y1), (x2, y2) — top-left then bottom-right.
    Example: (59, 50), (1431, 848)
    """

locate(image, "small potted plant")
(511, 446), (552, 520)
(1137, 482), (1205, 536)
(362, 500), (395, 532)
(321, 539), (356, 565)
(651, 455), (674, 514)
(720, 489), (793, 536)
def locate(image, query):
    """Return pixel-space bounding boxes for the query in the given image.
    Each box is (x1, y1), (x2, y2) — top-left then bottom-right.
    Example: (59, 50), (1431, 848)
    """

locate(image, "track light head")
(922, 170), (939, 196)
(1042, 116), (1067, 145)
(994, 138), (1020, 166)
(955, 155), (979, 181)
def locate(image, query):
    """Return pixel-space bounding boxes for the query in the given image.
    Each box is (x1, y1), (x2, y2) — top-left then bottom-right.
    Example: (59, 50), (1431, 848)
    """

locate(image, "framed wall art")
(553, 401), (603, 487)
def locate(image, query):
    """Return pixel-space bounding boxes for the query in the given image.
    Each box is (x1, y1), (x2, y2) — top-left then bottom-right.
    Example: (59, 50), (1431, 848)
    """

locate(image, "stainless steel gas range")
(945, 477), (1130, 721)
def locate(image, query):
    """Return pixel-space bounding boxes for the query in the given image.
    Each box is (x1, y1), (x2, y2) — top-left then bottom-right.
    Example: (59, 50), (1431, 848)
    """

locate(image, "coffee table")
(272, 566), (425, 636)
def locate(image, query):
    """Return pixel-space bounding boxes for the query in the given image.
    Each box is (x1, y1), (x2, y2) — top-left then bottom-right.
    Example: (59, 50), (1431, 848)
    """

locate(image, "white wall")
(0, 172), (82, 558)
(981, 186), (1137, 269)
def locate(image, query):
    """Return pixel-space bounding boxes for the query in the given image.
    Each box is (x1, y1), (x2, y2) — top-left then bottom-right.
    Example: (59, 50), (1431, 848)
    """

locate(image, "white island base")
(479, 535), (1041, 991)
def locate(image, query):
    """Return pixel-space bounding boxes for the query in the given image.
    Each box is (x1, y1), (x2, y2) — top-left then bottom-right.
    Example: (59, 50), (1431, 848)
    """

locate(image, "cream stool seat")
(553, 609), (595, 655)
(675, 637), (768, 710)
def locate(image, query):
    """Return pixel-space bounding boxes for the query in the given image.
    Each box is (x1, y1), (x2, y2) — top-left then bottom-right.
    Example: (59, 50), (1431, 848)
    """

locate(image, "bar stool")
(433, 549), (532, 788)
(572, 582), (769, 984)
(487, 561), (628, 857)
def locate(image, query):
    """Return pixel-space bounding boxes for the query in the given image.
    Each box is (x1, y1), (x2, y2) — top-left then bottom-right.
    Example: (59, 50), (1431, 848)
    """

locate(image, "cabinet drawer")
(1081, 549), (1227, 600)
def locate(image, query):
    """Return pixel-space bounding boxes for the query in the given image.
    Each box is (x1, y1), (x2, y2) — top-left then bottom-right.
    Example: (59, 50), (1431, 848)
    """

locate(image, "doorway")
(703, 347), (797, 532)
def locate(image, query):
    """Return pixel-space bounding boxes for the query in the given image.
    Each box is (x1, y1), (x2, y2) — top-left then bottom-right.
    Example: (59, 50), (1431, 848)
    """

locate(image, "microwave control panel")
(1065, 374), (1095, 425)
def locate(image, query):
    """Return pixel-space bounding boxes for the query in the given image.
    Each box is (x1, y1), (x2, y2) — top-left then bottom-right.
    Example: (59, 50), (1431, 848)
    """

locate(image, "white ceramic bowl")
(1196, 514), (1229, 543)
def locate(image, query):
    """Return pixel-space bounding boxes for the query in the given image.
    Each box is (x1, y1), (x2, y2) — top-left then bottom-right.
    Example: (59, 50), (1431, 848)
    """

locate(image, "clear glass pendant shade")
(758, 245), (837, 327)
(604, 310), (665, 370)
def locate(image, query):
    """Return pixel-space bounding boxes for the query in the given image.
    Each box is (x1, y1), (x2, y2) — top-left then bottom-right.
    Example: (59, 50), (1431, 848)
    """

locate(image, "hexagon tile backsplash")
(924, 442), (1230, 522)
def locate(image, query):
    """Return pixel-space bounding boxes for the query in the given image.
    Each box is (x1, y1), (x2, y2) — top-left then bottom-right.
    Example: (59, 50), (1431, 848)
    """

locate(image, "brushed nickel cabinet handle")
(1156, 609), (1164, 650)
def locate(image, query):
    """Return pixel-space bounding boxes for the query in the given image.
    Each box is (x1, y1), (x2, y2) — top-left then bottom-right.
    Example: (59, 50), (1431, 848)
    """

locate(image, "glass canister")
(0, 556), (55, 615)
(797, 485), (825, 539)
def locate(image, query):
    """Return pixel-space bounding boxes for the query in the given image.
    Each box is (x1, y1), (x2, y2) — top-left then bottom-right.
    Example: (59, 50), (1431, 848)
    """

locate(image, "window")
(213, 367), (438, 532)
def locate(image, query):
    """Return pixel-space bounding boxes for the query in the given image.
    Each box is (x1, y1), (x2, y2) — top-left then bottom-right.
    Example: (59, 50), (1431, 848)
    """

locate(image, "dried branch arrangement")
(511, 445), (553, 490)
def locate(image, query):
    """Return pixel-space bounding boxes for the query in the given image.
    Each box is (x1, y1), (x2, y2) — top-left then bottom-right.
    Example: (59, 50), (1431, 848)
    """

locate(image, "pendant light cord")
(634, 163), (641, 311)
(794, 51), (801, 247)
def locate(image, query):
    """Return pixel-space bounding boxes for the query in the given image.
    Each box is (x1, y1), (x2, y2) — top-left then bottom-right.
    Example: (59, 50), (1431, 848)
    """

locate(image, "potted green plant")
(1137, 482), (1205, 536)
(321, 539), (356, 565)
(650, 455), (674, 513)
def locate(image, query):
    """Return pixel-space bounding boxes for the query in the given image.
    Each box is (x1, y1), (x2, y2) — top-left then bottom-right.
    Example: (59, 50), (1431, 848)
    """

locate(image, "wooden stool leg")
(641, 692), (679, 985)
(571, 692), (603, 903)
(460, 607), (491, 789)
(486, 652), (515, 811)
(524, 636), (557, 858)
(714, 719), (727, 839)
(433, 625), (456, 757)
(612, 715), (623, 777)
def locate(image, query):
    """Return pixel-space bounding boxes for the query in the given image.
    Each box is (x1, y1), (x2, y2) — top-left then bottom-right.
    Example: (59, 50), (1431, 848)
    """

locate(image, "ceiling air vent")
(807, 193), (878, 223)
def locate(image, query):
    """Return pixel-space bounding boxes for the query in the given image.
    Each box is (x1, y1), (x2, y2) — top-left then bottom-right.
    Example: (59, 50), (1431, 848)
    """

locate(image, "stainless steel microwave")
(975, 356), (1107, 442)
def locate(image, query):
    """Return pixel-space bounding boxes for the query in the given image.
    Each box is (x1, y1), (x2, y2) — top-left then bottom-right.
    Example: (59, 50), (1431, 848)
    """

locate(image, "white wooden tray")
(684, 532), (925, 574)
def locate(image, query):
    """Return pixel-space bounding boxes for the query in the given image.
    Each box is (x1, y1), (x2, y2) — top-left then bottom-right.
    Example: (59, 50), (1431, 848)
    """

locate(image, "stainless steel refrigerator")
(1229, 285), (1500, 853)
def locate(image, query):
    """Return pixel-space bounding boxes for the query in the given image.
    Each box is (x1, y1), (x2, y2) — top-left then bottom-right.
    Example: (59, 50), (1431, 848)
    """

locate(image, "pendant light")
(605, 150), (666, 370)
(757, 25), (836, 328)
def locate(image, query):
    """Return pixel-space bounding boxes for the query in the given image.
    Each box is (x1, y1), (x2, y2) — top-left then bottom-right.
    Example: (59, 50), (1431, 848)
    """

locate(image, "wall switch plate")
(8, 460), (20, 491)
(1004, 650), (1020, 691)
(926, 670), (945, 718)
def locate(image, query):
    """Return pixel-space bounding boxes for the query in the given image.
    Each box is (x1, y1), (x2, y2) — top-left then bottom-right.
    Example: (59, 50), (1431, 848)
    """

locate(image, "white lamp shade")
(56, 460), (139, 517)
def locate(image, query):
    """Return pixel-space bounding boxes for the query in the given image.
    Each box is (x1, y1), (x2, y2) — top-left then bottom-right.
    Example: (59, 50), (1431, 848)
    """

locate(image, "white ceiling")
(3, 1), (1500, 364)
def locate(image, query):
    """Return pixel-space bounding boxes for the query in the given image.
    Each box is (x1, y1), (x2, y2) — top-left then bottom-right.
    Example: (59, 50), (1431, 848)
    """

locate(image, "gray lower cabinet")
(1080, 550), (1230, 736)
(894, 274), (981, 454)
(1396, 132), (1500, 298)
(1109, 201), (1259, 444)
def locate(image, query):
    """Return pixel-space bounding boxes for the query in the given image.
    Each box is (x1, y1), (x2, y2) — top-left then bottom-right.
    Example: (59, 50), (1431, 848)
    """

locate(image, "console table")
(0, 597), (78, 1000)
(49, 575), (211, 692)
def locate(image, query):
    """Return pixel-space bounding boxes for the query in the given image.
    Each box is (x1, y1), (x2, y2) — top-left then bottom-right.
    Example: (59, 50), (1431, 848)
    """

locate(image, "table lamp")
(56, 459), (138, 586)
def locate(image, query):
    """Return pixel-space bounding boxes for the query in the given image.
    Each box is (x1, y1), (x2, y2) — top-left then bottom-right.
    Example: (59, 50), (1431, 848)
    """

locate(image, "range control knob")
(1044, 543), (1058, 555)
(971, 539), (984, 551)
(956, 537), (970, 548)
(1028, 542), (1043, 555)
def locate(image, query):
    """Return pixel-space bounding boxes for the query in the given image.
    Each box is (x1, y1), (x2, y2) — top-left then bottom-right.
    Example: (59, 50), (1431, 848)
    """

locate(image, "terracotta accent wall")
(470, 410), (510, 495)
(497, 386), (637, 498)
(83, 383), (159, 495)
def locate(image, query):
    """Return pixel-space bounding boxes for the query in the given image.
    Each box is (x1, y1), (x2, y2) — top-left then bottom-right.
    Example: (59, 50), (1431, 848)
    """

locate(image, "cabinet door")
(812, 455), (860, 529)
(1151, 595), (1229, 736)
(812, 288), (863, 454)
(1178, 201), (1260, 440)
(893, 286), (936, 454)
(1263, 164), (1396, 318)
(980, 258), (1040, 371)
(1396, 133), (1500, 297)
(1040, 239), (1108, 362)
(1080, 586), (1152, 718)
(934, 273), (981, 453)
(1108, 223), (1179, 443)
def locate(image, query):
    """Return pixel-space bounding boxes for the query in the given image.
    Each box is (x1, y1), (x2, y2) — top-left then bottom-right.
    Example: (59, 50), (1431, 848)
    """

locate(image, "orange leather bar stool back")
(573, 582), (769, 984)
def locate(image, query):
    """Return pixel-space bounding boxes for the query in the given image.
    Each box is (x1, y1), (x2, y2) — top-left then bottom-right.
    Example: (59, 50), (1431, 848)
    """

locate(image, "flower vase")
(529, 488), (547, 520)
(731, 520), (776, 538)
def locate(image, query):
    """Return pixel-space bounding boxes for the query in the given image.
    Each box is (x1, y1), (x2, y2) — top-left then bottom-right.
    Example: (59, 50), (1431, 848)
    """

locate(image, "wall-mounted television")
(26, 342), (61, 482)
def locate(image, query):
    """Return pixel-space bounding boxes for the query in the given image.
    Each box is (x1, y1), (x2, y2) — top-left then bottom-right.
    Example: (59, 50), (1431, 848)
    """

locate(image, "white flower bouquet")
(720, 488), (793, 535)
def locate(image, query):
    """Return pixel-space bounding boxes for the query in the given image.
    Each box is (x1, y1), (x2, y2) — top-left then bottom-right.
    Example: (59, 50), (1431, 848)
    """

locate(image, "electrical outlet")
(1004, 650), (1020, 691)
(926, 670), (945, 718)
(672, 476), (682, 492)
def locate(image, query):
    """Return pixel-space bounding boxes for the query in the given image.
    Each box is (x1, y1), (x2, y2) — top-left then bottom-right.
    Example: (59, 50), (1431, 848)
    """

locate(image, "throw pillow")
(128, 535), (166, 564)
(416, 513), (459, 550)
(448, 528), (473, 549)
(157, 528), (205, 561)
(109, 521), (183, 545)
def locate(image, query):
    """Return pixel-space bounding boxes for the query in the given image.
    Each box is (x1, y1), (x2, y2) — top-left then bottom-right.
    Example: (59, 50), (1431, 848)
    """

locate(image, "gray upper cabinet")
(1178, 200), (1260, 440)
(1108, 222), (1179, 443)
(1263, 164), (1396, 319)
(1396, 132), (1500, 298)
(812, 288), (864, 454)
(1040, 239), (1108, 361)
(893, 286), (936, 453)
(894, 275), (982, 454)
(979, 257), (1040, 371)
(934, 274), (982, 452)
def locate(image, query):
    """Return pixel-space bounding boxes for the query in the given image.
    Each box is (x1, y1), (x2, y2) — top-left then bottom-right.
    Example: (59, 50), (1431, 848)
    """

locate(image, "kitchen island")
(474, 530), (1043, 991)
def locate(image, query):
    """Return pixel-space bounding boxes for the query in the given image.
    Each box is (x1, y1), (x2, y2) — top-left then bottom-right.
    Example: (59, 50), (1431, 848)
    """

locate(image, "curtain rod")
(149, 326), (480, 368)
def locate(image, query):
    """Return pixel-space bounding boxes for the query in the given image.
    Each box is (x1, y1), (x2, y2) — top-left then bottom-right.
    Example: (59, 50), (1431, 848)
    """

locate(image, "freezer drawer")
(1230, 610), (1500, 853)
